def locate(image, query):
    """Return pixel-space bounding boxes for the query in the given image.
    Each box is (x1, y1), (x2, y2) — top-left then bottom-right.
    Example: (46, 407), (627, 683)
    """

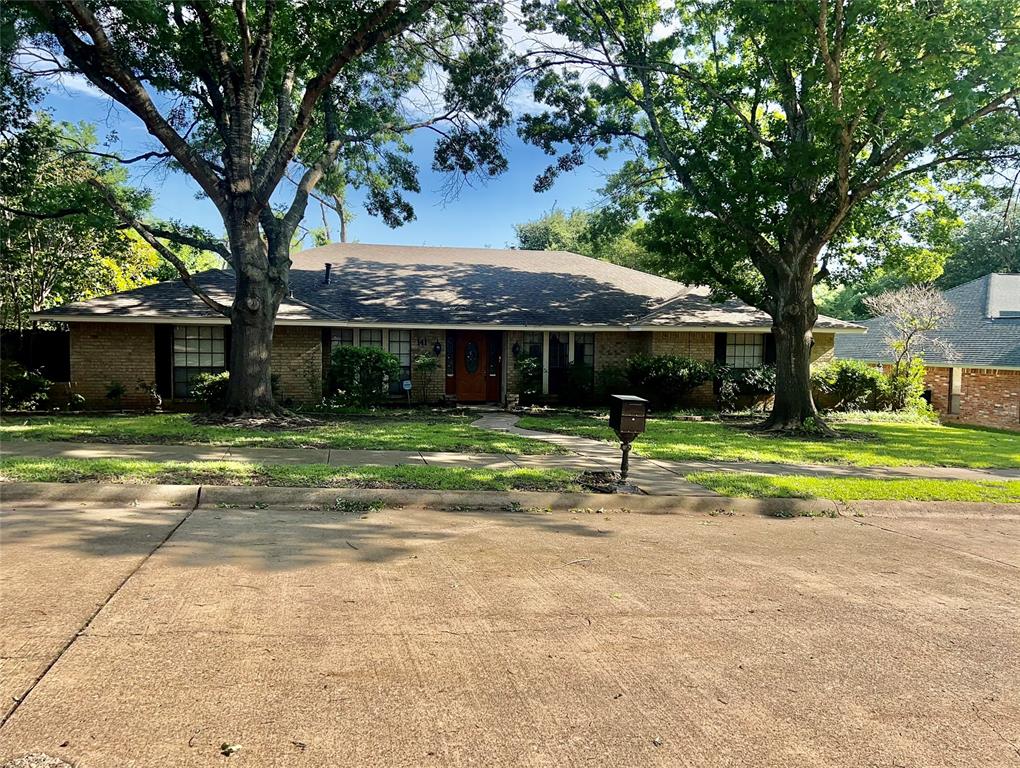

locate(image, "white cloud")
(14, 46), (109, 100)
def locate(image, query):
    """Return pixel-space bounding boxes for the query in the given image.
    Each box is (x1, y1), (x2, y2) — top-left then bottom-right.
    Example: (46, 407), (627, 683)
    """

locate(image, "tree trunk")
(223, 221), (288, 416)
(759, 266), (833, 434)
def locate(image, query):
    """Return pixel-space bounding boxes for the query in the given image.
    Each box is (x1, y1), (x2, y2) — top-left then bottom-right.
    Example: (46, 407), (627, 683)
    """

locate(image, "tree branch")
(87, 179), (232, 317)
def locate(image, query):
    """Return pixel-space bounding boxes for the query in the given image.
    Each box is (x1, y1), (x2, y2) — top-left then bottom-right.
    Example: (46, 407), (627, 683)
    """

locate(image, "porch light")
(512, 342), (521, 358)
(433, 341), (442, 356)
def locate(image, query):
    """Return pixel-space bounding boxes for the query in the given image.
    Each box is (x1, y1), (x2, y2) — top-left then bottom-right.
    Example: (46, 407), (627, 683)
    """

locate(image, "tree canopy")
(16, 0), (517, 413)
(513, 208), (649, 269)
(520, 0), (1020, 430)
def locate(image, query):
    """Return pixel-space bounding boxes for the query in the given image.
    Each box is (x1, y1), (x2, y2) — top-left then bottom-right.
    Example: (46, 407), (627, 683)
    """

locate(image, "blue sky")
(41, 82), (618, 249)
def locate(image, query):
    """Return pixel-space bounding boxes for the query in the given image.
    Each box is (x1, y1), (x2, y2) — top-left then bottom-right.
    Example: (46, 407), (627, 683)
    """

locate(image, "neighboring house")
(32, 243), (863, 409)
(837, 273), (1020, 431)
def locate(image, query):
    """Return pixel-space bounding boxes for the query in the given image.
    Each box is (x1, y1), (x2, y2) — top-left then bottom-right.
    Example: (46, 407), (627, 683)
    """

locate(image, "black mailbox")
(609, 394), (648, 437)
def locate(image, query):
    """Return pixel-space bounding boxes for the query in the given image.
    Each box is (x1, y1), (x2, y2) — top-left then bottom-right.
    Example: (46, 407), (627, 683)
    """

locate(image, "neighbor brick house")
(837, 273), (1020, 431)
(33, 243), (862, 409)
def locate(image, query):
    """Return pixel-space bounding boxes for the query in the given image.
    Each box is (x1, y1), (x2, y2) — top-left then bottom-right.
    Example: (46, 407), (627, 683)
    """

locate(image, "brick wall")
(812, 333), (835, 364)
(69, 322), (156, 409)
(271, 326), (323, 406)
(410, 329), (447, 403)
(925, 365), (1020, 431)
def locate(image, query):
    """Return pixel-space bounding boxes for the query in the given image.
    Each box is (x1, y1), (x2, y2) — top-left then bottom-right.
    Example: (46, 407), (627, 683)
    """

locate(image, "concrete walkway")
(471, 413), (1020, 483)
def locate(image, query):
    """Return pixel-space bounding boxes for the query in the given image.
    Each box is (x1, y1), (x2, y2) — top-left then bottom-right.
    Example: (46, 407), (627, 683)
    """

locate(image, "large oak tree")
(19, 0), (515, 415)
(521, 0), (1020, 431)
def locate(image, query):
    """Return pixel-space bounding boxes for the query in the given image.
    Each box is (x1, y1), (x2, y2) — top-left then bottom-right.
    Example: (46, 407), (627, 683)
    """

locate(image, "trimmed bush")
(0, 360), (51, 411)
(812, 359), (886, 412)
(716, 365), (776, 412)
(190, 371), (231, 410)
(623, 354), (714, 409)
(326, 346), (401, 408)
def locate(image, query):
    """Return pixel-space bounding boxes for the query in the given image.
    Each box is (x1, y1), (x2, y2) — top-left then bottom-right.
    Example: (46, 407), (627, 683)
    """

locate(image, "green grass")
(517, 413), (1020, 469)
(687, 472), (1020, 503)
(0, 413), (561, 455)
(0, 457), (579, 492)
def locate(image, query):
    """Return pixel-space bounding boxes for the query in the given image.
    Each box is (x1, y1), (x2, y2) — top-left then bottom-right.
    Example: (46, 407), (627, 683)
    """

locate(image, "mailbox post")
(608, 394), (648, 483)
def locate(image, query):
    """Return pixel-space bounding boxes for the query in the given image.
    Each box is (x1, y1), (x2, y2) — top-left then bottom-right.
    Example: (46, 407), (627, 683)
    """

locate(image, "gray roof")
(836, 273), (1020, 369)
(35, 242), (862, 331)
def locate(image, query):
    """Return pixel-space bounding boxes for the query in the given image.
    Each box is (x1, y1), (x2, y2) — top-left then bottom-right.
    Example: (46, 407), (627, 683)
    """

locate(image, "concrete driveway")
(1, 494), (1018, 767)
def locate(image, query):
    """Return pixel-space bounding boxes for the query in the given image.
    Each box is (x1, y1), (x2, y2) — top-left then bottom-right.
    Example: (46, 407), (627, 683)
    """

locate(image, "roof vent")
(323, 262), (332, 285)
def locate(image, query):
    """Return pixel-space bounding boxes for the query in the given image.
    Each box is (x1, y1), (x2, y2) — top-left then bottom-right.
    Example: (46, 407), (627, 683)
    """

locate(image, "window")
(172, 325), (225, 398)
(523, 331), (543, 359)
(388, 329), (411, 393)
(573, 332), (595, 369)
(331, 328), (354, 351)
(725, 333), (764, 369)
(359, 328), (383, 348)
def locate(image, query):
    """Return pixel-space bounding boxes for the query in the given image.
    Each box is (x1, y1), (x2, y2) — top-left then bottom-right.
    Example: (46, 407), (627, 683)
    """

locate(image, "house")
(32, 243), (863, 409)
(836, 273), (1020, 431)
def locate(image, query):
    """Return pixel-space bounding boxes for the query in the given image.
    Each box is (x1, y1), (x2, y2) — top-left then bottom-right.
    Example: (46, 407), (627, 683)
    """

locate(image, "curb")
(3, 482), (1018, 518)
(2, 481), (836, 517)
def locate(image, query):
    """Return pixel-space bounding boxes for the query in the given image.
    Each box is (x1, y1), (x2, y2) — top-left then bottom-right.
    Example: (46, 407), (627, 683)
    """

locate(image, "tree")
(19, 0), (515, 415)
(865, 284), (955, 372)
(513, 208), (649, 269)
(0, 117), (161, 329)
(937, 210), (1020, 288)
(520, 0), (1020, 432)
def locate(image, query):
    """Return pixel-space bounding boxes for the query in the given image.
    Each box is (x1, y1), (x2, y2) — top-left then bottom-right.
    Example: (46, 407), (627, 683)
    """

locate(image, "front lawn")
(0, 457), (579, 492)
(517, 413), (1020, 468)
(687, 472), (1020, 503)
(0, 413), (561, 455)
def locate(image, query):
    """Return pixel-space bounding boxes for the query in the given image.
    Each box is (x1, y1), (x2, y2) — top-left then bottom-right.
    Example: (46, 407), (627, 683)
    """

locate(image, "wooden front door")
(455, 331), (488, 402)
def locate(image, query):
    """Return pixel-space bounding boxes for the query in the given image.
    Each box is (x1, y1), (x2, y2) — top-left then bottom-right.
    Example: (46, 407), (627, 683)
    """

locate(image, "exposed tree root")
(191, 410), (324, 431)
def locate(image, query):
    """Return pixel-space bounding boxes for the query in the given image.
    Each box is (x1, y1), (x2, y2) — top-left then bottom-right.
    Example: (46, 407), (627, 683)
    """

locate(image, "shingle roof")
(35, 242), (863, 332)
(836, 273), (1020, 369)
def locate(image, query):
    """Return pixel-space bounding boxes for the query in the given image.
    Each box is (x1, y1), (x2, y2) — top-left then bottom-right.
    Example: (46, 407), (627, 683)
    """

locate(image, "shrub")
(326, 346), (401, 407)
(884, 358), (928, 412)
(515, 355), (543, 403)
(0, 360), (51, 411)
(595, 364), (629, 400)
(623, 354), (714, 409)
(190, 371), (231, 410)
(105, 381), (127, 407)
(715, 365), (776, 413)
(564, 360), (595, 403)
(812, 359), (886, 412)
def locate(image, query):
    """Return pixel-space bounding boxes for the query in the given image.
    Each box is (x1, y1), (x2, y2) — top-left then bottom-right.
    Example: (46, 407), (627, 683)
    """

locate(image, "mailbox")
(609, 394), (648, 438)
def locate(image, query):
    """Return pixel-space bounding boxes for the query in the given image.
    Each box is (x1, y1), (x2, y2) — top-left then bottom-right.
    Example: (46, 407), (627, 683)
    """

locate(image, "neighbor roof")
(34, 243), (863, 332)
(836, 273), (1020, 369)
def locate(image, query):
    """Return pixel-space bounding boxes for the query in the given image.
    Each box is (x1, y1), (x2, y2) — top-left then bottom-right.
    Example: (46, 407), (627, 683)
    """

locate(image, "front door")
(455, 331), (488, 402)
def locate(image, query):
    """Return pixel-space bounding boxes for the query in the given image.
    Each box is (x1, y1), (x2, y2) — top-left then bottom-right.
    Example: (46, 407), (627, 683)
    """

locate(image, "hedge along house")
(32, 243), (864, 410)
(837, 273), (1020, 432)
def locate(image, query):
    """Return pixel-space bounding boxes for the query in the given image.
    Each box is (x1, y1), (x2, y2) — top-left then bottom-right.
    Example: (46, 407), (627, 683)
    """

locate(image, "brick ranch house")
(837, 273), (1020, 431)
(33, 243), (863, 410)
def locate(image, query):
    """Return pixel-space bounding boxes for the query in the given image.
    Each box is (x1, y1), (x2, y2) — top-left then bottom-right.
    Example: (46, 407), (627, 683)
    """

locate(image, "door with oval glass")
(455, 330), (489, 402)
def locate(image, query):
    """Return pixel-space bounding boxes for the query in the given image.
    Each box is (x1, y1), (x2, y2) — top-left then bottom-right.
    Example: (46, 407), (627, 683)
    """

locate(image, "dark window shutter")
(764, 333), (777, 365)
(154, 325), (172, 397)
(714, 332), (728, 364)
